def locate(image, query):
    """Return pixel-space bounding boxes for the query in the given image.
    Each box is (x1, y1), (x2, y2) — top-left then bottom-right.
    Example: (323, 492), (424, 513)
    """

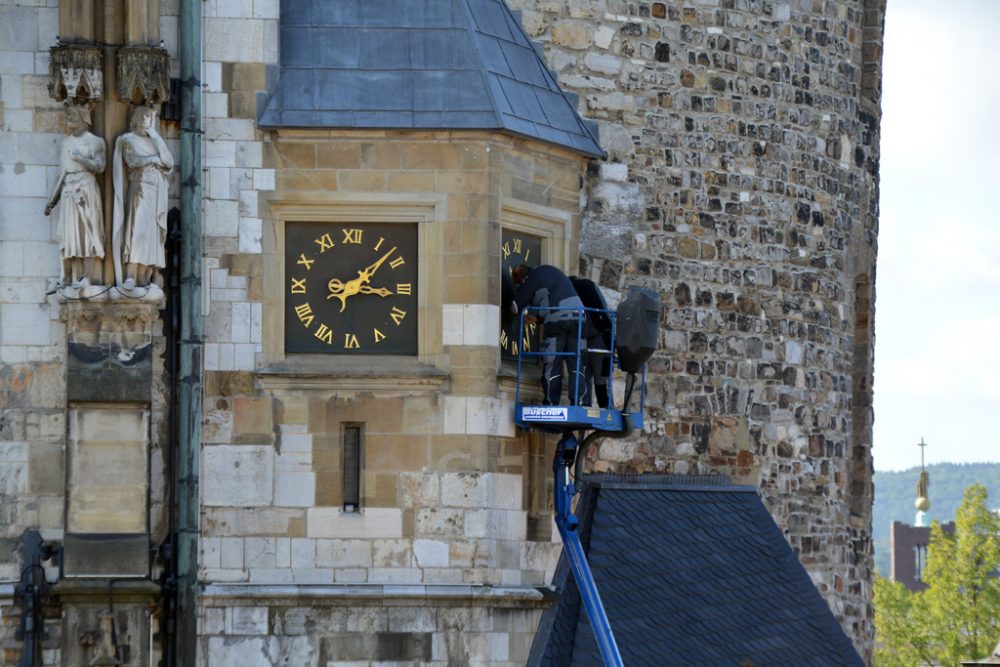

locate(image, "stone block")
(62, 534), (149, 576)
(26, 442), (62, 495)
(319, 631), (432, 663)
(201, 536), (222, 569)
(290, 537), (315, 568)
(232, 396), (272, 437)
(315, 143), (361, 169)
(373, 539), (411, 568)
(244, 537), (277, 568)
(399, 472), (440, 508)
(414, 507), (464, 537)
(316, 539), (372, 568)
(220, 537), (243, 568)
(551, 20), (593, 49)
(307, 507), (403, 538)
(205, 199), (240, 237)
(274, 471), (315, 507)
(413, 539), (449, 568)
(67, 406), (148, 534)
(207, 636), (271, 667)
(1, 303), (52, 346)
(227, 606), (268, 635)
(202, 445), (274, 507)
(291, 568), (332, 584)
(205, 18), (265, 62)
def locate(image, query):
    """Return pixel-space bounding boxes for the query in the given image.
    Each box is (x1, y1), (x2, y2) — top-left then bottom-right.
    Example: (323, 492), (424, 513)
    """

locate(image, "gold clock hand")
(357, 246), (397, 281)
(325, 247), (398, 312)
(357, 285), (394, 297)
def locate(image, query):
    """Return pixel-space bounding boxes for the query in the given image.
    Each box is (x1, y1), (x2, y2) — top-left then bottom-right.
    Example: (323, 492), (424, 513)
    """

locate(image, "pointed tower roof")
(259, 0), (604, 158)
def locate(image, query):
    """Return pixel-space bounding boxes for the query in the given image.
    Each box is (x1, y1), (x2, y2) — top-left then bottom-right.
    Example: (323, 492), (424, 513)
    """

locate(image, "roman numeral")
(297, 253), (314, 270)
(315, 233), (334, 252)
(314, 324), (333, 345)
(373, 328), (386, 343)
(389, 256), (405, 270)
(342, 228), (363, 244)
(290, 277), (307, 294)
(511, 341), (519, 356)
(523, 248), (530, 262)
(373, 236), (385, 252)
(294, 302), (314, 327)
(390, 306), (406, 326)
(396, 283), (411, 295)
(500, 329), (509, 347)
(502, 241), (511, 259)
(513, 238), (522, 254)
(344, 333), (360, 349)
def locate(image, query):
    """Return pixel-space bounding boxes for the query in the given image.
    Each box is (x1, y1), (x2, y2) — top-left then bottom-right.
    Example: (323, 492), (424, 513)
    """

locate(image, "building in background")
(0, 0), (885, 664)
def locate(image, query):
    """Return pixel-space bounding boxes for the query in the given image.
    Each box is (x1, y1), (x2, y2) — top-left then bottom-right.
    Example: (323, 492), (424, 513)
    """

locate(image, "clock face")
(500, 230), (542, 361)
(285, 222), (418, 355)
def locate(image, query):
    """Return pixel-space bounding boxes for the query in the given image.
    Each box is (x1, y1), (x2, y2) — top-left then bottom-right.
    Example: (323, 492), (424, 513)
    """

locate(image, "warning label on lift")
(522, 406), (568, 422)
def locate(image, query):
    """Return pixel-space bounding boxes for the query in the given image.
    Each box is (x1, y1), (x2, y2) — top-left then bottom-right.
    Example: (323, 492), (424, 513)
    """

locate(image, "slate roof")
(259, 0), (604, 158)
(529, 475), (864, 667)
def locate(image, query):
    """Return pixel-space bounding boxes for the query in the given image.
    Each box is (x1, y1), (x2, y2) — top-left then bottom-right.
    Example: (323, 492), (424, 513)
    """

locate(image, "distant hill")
(873, 462), (1000, 575)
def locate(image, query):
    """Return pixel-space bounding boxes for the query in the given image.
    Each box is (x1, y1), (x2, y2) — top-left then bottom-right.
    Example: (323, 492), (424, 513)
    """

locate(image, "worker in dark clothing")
(511, 264), (586, 405)
(570, 276), (612, 409)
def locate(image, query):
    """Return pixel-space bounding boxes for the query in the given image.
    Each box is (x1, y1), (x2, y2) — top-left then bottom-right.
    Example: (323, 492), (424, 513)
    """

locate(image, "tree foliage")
(874, 484), (1000, 665)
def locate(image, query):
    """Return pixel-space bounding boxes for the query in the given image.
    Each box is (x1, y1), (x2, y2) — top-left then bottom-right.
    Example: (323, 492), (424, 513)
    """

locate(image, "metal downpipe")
(176, 0), (202, 663)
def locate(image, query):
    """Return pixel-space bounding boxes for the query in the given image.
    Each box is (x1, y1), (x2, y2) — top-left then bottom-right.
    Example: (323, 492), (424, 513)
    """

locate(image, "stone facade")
(1, 0), (884, 664)
(508, 0), (884, 656)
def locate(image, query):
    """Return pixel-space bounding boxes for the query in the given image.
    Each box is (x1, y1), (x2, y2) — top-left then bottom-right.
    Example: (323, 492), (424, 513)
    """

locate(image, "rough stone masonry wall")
(510, 0), (885, 658)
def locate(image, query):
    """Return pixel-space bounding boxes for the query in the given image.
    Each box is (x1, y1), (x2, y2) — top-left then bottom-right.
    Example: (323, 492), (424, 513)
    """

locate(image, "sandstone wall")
(509, 0), (884, 656)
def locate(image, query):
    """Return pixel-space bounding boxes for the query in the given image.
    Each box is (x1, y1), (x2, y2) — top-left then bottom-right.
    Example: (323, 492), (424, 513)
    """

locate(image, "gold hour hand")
(358, 285), (393, 297)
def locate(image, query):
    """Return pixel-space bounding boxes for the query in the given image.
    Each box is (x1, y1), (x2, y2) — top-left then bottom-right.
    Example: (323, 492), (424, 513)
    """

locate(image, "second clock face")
(501, 230), (542, 362)
(285, 222), (418, 355)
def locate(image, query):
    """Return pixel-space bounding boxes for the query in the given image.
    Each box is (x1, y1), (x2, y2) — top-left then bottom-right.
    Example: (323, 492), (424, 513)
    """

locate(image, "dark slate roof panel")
(530, 476), (864, 667)
(260, 0), (603, 158)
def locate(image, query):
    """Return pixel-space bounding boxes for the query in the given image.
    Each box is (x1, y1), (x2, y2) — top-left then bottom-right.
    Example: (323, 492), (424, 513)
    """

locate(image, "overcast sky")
(872, 0), (1000, 471)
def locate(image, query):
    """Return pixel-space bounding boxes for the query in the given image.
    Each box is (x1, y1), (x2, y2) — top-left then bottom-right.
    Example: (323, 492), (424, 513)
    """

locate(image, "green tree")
(875, 484), (1000, 666)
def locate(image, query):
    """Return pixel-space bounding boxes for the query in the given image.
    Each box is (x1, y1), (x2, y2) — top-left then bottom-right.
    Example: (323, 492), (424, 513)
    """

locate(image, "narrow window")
(343, 424), (362, 512)
(914, 544), (927, 581)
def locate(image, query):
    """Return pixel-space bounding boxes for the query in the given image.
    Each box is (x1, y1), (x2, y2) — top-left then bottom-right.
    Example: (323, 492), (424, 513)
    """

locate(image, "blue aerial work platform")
(511, 287), (660, 667)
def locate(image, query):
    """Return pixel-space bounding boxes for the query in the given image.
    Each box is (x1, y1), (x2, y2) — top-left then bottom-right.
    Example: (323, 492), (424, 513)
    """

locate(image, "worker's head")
(511, 264), (531, 285)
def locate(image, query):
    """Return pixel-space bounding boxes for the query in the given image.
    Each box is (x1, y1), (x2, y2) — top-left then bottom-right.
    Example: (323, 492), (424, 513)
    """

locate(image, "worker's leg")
(540, 333), (562, 405)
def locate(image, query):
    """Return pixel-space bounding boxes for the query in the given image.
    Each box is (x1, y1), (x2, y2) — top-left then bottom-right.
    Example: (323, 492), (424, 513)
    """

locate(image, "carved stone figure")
(45, 104), (106, 287)
(112, 106), (173, 290)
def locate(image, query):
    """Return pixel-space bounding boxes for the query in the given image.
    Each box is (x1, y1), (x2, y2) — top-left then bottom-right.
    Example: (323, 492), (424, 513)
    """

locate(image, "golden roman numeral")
(502, 241), (511, 259)
(344, 333), (360, 349)
(513, 238), (522, 254)
(290, 277), (307, 294)
(500, 329), (509, 347)
(523, 248), (530, 262)
(342, 228), (363, 244)
(373, 236), (385, 252)
(297, 253), (314, 270)
(294, 302), (314, 327)
(511, 341), (519, 355)
(373, 328), (386, 343)
(315, 233), (334, 252)
(314, 323), (333, 345)
(396, 282), (411, 295)
(389, 256), (405, 270)
(390, 306), (406, 326)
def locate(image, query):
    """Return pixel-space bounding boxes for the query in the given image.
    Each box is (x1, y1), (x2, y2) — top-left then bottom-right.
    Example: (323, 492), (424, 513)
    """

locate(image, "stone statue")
(112, 106), (173, 290)
(45, 104), (106, 287)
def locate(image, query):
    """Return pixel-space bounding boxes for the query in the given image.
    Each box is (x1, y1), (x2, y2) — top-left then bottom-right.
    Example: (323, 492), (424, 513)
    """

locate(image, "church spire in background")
(915, 437), (931, 527)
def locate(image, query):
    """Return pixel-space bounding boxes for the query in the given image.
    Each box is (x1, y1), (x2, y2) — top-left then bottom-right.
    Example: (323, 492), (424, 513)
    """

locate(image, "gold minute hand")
(358, 246), (397, 281)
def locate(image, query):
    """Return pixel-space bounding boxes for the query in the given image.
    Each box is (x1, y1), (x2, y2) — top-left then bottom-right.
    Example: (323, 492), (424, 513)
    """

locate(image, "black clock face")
(500, 230), (542, 361)
(285, 222), (418, 355)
